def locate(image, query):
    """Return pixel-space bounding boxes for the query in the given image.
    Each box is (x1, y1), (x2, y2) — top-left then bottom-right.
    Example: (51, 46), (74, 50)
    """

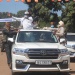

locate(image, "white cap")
(60, 38), (65, 43)
(24, 11), (29, 15)
(58, 21), (64, 26)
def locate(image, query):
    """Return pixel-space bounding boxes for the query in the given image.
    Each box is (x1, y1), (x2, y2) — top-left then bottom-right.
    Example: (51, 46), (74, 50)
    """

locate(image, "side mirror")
(7, 37), (14, 42)
(60, 38), (66, 43)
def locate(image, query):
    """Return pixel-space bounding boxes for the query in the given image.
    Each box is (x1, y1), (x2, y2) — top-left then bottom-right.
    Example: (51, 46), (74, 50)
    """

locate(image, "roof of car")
(67, 33), (75, 35)
(19, 29), (52, 32)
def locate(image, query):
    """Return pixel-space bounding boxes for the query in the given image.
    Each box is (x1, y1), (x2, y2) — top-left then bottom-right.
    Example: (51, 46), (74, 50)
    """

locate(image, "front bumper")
(12, 54), (70, 72)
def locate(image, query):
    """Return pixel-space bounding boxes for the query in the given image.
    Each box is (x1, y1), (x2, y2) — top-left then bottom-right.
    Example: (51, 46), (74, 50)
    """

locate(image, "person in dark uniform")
(2, 22), (17, 67)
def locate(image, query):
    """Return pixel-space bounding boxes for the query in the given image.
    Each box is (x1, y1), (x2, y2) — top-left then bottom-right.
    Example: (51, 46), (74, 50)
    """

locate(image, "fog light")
(16, 60), (23, 64)
(63, 60), (68, 64)
(59, 60), (68, 69)
(16, 60), (27, 69)
(70, 52), (74, 55)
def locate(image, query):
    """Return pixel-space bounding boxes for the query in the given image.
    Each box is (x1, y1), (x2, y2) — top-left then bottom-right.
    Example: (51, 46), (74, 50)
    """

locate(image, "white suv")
(66, 33), (75, 59)
(11, 29), (70, 75)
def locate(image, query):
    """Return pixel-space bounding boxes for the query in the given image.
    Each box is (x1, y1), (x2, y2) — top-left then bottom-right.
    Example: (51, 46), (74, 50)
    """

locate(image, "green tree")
(61, 1), (75, 32)
(17, 10), (26, 17)
(25, 0), (62, 27)
(25, 0), (75, 32)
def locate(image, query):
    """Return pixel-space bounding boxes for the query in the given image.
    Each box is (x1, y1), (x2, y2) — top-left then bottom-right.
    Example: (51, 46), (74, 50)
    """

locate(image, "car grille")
(27, 49), (60, 59)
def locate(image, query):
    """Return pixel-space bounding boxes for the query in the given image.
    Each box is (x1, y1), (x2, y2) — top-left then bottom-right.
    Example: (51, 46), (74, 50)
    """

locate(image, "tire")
(11, 71), (17, 75)
(11, 71), (15, 75)
(11, 72), (14, 75)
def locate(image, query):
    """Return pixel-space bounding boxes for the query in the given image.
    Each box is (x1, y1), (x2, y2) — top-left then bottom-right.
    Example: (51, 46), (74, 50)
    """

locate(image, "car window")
(17, 31), (58, 43)
(66, 35), (75, 41)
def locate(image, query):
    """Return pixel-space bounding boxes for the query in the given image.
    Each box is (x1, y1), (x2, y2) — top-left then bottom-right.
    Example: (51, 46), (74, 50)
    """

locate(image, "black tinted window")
(67, 35), (75, 41)
(17, 31), (58, 43)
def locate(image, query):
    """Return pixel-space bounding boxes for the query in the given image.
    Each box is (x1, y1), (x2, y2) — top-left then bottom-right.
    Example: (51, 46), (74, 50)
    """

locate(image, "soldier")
(55, 21), (65, 41)
(43, 20), (66, 44)
(2, 22), (17, 68)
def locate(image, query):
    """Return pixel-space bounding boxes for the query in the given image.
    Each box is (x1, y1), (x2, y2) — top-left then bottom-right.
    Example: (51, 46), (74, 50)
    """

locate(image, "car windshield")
(17, 31), (58, 43)
(66, 35), (75, 41)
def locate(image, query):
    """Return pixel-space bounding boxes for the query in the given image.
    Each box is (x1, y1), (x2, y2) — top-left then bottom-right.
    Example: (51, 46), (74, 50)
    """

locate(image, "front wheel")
(11, 71), (18, 75)
(11, 71), (15, 75)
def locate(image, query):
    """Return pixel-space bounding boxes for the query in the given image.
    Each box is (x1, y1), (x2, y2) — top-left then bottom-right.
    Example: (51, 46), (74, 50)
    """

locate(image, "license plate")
(35, 60), (52, 65)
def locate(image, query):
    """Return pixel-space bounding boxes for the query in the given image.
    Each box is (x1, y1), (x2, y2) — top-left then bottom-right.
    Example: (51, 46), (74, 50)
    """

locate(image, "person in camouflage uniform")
(1, 22), (17, 68)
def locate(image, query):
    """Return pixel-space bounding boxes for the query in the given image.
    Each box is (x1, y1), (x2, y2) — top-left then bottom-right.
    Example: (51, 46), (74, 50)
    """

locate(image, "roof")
(19, 29), (52, 32)
(67, 33), (75, 35)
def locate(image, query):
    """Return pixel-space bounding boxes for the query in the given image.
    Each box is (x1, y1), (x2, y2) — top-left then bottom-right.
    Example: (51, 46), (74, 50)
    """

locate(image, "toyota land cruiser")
(11, 29), (70, 75)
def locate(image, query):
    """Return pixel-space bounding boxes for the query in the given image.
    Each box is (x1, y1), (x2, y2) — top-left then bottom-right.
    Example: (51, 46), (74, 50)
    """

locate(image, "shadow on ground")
(12, 72), (71, 75)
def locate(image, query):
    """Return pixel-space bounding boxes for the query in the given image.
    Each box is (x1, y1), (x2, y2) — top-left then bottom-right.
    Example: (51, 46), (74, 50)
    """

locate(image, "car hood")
(67, 41), (75, 46)
(12, 42), (66, 49)
(67, 48), (75, 52)
(66, 41), (75, 52)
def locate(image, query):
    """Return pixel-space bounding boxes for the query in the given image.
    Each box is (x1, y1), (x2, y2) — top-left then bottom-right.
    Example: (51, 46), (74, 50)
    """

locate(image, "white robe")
(22, 18), (33, 29)
(12, 16), (33, 29)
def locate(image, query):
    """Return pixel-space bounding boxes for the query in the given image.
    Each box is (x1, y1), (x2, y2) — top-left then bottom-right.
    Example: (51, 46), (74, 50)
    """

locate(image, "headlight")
(66, 45), (71, 48)
(60, 49), (68, 53)
(72, 45), (75, 49)
(59, 49), (69, 56)
(13, 48), (29, 55)
(66, 44), (75, 49)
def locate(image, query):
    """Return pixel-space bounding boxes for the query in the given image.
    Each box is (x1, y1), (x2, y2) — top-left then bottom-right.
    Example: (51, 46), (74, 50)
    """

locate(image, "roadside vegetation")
(0, 0), (75, 32)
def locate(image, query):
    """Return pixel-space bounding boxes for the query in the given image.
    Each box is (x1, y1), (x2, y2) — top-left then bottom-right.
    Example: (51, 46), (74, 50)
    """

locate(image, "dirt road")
(0, 50), (75, 75)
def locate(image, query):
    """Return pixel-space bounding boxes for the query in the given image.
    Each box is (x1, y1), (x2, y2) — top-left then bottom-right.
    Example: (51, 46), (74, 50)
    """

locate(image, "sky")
(0, 0), (62, 16)
(0, 0), (29, 14)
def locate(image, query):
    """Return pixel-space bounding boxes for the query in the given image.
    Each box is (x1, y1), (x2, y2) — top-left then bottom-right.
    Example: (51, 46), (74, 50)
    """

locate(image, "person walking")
(2, 22), (17, 68)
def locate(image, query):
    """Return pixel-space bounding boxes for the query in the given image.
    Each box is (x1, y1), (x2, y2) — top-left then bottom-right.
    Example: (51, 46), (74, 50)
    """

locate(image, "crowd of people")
(0, 10), (66, 69)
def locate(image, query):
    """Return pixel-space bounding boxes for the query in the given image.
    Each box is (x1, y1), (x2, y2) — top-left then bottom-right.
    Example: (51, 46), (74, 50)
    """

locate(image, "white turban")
(58, 21), (64, 26)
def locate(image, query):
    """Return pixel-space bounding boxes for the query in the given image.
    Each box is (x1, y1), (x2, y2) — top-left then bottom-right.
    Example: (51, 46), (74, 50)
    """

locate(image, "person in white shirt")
(22, 16), (33, 29)
(12, 11), (34, 29)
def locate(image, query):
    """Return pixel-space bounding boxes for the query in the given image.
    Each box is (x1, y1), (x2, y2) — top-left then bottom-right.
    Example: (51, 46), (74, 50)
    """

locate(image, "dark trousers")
(5, 42), (12, 64)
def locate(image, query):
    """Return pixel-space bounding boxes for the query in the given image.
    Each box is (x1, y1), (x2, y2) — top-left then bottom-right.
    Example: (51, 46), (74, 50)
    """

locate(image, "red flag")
(0, 0), (2, 2)
(21, 0), (25, 2)
(27, 0), (31, 2)
(35, 0), (38, 2)
(7, 0), (11, 2)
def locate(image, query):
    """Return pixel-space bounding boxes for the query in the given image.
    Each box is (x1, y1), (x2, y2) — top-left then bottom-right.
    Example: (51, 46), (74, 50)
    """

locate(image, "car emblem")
(40, 50), (47, 55)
